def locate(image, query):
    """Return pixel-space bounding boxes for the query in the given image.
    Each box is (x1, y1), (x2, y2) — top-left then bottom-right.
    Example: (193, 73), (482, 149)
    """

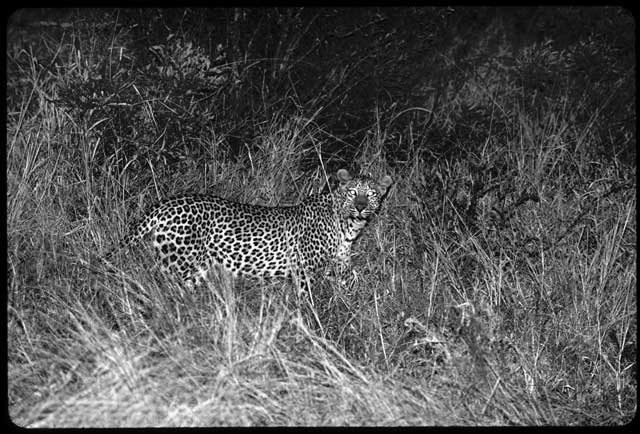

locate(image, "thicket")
(7, 7), (635, 426)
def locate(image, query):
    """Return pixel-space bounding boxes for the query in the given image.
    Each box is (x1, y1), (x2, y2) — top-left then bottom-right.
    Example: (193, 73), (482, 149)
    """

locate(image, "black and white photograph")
(6, 7), (635, 426)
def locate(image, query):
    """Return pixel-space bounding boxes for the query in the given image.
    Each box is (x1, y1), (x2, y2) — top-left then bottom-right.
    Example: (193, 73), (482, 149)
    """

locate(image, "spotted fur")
(108, 169), (392, 286)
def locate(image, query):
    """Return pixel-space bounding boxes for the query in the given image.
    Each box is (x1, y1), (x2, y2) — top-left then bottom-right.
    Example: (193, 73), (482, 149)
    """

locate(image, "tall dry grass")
(7, 8), (635, 426)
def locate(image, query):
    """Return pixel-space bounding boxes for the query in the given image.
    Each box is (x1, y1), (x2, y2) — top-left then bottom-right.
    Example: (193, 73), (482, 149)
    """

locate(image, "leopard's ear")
(377, 175), (393, 196)
(337, 169), (352, 183)
(336, 169), (353, 190)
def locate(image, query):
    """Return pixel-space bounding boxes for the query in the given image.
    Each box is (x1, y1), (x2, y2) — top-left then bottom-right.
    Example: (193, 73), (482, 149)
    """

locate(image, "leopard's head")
(335, 169), (393, 220)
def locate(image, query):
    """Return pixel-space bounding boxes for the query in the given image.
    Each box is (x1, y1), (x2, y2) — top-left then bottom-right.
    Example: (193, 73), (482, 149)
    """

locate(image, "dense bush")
(7, 7), (635, 426)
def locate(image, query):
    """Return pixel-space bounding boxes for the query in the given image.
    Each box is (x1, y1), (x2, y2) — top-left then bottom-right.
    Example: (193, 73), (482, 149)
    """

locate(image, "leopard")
(107, 169), (392, 289)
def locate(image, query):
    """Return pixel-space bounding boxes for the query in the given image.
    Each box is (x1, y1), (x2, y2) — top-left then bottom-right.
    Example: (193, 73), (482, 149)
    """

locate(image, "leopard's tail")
(102, 215), (158, 263)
